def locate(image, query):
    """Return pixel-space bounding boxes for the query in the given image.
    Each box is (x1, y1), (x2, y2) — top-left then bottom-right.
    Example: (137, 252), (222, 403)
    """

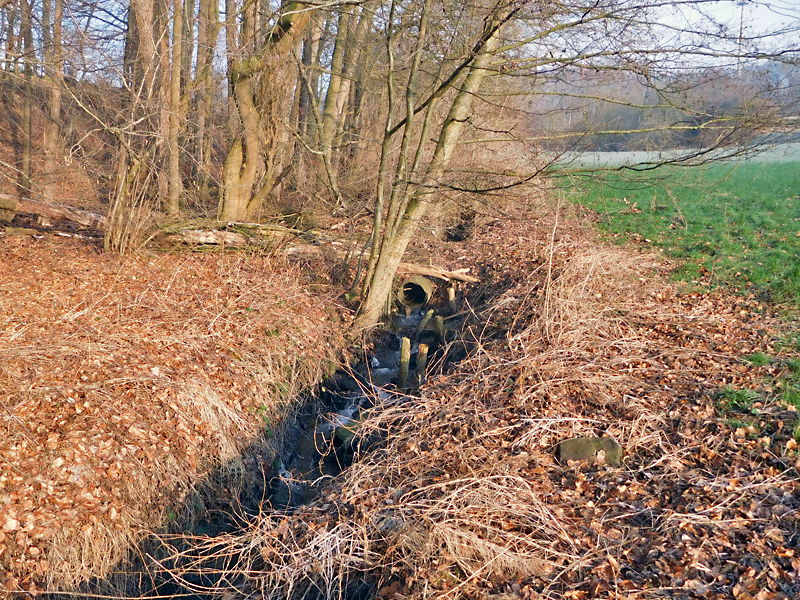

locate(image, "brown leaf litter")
(0, 233), (348, 594)
(161, 199), (799, 600)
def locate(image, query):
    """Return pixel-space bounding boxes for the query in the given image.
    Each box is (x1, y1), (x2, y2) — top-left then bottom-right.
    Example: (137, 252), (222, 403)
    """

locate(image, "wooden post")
(447, 286), (457, 314)
(414, 308), (434, 339)
(416, 343), (428, 384)
(398, 336), (411, 390)
(434, 315), (445, 344)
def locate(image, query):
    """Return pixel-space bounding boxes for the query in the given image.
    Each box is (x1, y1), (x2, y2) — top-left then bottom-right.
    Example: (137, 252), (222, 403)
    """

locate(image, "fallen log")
(172, 229), (253, 246)
(169, 227), (481, 283)
(163, 221), (310, 246)
(286, 243), (480, 283)
(3, 194), (108, 229)
(0, 195), (14, 222)
(396, 263), (479, 283)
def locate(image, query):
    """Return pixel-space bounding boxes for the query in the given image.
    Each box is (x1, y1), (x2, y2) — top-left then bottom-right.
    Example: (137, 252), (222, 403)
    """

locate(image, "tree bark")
(217, 1), (312, 222)
(11, 196), (108, 229)
(195, 0), (219, 203)
(355, 14), (504, 331)
(19, 0), (32, 197)
(130, 0), (159, 98)
(181, 0), (194, 94)
(2, 3), (16, 77)
(316, 4), (371, 203)
(106, 0), (162, 253)
(297, 31), (313, 136)
(155, 0), (171, 207)
(41, 0), (64, 204)
(225, 0), (238, 133)
(168, 0), (184, 213)
(305, 11), (328, 142)
(318, 8), (350, 173)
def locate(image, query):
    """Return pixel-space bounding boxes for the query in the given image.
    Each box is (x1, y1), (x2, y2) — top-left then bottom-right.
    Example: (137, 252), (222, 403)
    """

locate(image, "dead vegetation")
(151, 196), (799, 600)
(0, 190), (798, 599)
(0, 234), (348, 593)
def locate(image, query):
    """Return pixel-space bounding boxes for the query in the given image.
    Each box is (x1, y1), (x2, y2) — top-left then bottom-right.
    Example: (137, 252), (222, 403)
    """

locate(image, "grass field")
(563, 161), (800, 305)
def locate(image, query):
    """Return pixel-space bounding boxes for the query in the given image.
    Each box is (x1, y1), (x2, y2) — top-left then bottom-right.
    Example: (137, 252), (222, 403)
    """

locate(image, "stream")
(269, 308), (443, 509)
(141, 281), (453, 599)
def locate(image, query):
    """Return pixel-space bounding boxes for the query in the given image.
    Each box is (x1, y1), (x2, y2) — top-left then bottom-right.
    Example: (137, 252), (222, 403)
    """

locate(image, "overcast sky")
(712, 0), (800, 33)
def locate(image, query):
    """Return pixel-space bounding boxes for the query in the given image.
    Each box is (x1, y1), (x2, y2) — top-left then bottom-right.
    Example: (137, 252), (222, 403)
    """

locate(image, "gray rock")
(556, 436), (623, 467)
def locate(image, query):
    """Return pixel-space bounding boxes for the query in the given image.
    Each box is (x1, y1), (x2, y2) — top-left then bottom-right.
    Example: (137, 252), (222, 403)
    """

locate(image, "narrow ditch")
(104, 279), (458, 600)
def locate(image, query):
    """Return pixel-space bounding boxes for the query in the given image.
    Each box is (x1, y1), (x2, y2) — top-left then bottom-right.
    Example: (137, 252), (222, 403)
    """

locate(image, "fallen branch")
(396, 263), (479, 283)
(4, 194), (108, 229)
(172, 229), (253, 246)
(0, 195), (15, 212)
(168, 226), (480, 283)
(286, 243), (480, 283)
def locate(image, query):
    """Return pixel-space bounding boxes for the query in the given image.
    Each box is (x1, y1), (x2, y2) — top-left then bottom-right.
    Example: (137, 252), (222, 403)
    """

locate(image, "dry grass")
(0, 235), (348, 593)
(148, 190), (800, 600)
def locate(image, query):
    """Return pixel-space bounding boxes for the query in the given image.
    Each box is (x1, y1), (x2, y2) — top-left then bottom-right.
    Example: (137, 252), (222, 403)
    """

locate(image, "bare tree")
(41, 0), (64, 204)
(0, 0), (795, 278)
(167, 0), (184, 213)
(19, 0), (33, 196)
(349, 0), (800, 329)
(194, 0), (220, 203)
(217, 1), (312, 222)
(354, 0), (522, 330)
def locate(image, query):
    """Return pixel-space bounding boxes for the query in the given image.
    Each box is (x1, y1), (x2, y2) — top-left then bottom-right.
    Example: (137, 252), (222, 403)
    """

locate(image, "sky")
(711, 0), (800, 34)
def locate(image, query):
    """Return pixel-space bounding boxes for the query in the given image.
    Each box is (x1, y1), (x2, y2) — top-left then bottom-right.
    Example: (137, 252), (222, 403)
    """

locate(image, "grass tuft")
(715, 386), (761, 413)
(743, 352), (772, 367)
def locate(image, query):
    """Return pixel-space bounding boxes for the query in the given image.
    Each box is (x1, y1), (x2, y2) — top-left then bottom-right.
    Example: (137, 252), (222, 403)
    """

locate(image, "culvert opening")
(396, 275), (433, 309)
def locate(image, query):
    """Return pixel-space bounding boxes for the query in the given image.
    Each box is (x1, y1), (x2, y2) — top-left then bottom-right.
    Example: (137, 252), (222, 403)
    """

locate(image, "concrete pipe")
(397, 275), (433, 310)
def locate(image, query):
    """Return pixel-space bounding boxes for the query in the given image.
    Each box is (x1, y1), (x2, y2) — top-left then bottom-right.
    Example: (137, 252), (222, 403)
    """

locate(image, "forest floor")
(1, 190), (799, 599)
(0, 229), (349, 594)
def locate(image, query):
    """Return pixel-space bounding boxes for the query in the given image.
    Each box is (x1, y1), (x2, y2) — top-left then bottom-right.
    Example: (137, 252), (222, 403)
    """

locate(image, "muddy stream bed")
(142, 284), (455, 599)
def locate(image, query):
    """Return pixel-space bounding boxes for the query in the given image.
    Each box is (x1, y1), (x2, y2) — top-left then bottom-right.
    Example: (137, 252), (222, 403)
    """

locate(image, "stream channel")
(149, 277), (454, 599)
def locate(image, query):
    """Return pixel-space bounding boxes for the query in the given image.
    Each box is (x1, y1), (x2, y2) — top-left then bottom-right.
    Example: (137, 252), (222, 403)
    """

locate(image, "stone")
(556, 436), (623, 467)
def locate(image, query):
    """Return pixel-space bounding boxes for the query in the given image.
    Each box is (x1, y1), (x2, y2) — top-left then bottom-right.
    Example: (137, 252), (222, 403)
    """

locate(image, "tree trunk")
(155, 0), (171, 207)
(195, 0), (218, 203)
(355, 18), (502, 331)
(3, 5), (21, 194)
(318, 8), (350, 165)
(316, 4), (371, 203)
(2, 4), (16, 77)
(305, 12), (328, 142)
(168, 0), (184, 213)
(217, 2), (312, 222)
(19, 0), (32, 197)
(343, 64), (365, 162)
(42, 0), (63, 204)
(130, 0), (159, 98)
(297, 32), (313, 136)
(106, 0), (162, 253)
(328, 5), (371, 162)
(225, 0), (238, 133)
(123, 5), (138, 85)
(181, 0), (194, 94)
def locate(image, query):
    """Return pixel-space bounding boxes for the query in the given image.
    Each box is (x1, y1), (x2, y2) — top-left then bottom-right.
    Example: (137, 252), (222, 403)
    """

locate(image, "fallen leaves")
(0, 233), (348, 592)
(324, 207), (800, 599)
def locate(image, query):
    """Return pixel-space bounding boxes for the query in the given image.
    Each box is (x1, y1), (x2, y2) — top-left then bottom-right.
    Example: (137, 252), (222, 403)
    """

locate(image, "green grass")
(562, 162), (800, 304)
(743, 352), (772, 367)
(719, 353), (800, 439)
(715, 386), (761, 414)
